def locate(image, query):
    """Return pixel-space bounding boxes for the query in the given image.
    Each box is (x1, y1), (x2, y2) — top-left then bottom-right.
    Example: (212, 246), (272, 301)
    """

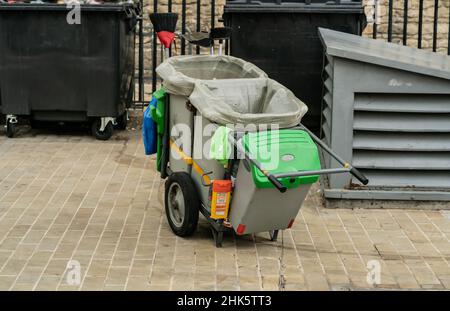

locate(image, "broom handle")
(218, 40), (223, 56)
(164, 48), (170, 60)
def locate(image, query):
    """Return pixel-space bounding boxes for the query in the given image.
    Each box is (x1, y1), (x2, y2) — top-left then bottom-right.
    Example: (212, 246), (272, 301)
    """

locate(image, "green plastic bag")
(150, 87), (166, 171)
(209, 126), (233, 166)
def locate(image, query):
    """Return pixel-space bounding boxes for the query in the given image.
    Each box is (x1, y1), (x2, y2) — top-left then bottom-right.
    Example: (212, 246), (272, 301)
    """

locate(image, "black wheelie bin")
(223, 0), (366, 134)
(0, 3), (139, 140)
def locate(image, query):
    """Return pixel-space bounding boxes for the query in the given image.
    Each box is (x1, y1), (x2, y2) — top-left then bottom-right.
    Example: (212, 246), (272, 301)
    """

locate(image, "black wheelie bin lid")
(0, 2), (138, 12)
(224, 0), (364, 13)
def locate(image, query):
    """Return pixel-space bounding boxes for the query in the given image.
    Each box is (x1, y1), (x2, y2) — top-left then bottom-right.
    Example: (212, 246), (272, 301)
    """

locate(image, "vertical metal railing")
(448, 3), (450, 55)
(418, 0), (423, 49)
(402, 0), (408, 46)
(432, 0), (439, 52)
(371, 0), (449, 55)
(210, 0), (216, 53)
(196, 0), (201, 55)
(151, 0), (158, 92)
(211, 0), (215, 30)
(387, 0), (393, 42)
(372, 0), (378, 40)
(168, 0), (173, 57)
(132, 0), (150, 109)
(138, 0), (144, 103)
(181, 0), (186, 55)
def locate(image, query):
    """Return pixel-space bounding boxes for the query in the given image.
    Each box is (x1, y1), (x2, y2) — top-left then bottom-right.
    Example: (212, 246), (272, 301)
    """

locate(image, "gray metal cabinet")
(319, 28), (450, 201)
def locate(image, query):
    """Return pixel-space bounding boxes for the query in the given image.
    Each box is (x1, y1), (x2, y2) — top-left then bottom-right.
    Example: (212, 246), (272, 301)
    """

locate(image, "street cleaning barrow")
(146, 55), (368, 247)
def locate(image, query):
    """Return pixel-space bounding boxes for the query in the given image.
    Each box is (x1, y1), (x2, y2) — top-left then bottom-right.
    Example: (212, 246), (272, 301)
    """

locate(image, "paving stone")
(0, 259), (27, 276)
(0, 276), (15, 290)
(81, 276), (106, 291)
(86, 260), (110, 277)
(11, 283), (35, 291)
(1, 121), (449, 291)
(125, 276), (151, 291)
(105, 267), (129, 286)
(33, 276), (60, 291)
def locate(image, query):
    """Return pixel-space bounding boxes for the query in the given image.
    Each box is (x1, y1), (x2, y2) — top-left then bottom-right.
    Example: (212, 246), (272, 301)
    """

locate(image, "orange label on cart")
(210, 180), (232, 219)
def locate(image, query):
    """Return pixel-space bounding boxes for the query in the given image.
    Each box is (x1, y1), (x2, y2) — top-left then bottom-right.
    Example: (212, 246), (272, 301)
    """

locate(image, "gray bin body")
(319, 28), (450, 201)
(168, 96), (225, 211)
(229, 160), (311, 235)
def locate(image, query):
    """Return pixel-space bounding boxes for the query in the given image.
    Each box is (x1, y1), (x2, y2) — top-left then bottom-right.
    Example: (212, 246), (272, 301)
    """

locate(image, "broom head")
(149, 13), (178, 33)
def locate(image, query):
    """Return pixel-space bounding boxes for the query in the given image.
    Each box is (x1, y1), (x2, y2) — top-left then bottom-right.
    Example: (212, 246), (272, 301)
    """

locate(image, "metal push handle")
(267, 174), (287, 193)
(228, 134), (287, 193)
(297, 124), (369, 185)
(350, 167), (369, 185)
(227, 125), (369, 193)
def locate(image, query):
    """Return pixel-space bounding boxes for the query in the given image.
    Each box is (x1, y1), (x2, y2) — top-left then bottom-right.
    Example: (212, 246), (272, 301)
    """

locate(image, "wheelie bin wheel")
(115, 111), (128, 130)
(6, 120), (15, 138)
(91, 118), (113, 140)
(165, 172), (200, 237)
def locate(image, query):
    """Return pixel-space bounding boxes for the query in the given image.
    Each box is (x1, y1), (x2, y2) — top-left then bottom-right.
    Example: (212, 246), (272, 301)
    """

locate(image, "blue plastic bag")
(142, 97), (157, 155)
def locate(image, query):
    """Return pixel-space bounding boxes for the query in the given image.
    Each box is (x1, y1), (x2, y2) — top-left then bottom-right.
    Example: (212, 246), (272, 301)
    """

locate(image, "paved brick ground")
(0, 117), (449, 291)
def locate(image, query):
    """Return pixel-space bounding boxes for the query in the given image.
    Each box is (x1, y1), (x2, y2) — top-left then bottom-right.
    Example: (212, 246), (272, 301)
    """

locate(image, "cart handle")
(273, 167), (350, 179)
(227, 126), (368, 193)
(266, 171), (287, 193)
(350, 167), (369, 186)
(228, 134), (287, 193)
(297, 124), (369, 185)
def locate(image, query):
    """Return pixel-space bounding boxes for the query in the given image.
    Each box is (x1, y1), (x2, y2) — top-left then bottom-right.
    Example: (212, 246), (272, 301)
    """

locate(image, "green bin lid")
(242, 130), (321, 189)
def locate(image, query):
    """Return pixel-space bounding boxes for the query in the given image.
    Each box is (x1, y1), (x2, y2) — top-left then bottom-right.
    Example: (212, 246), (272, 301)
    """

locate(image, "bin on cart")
(153, 55), (368, 247)
(0, 3), (139, 139)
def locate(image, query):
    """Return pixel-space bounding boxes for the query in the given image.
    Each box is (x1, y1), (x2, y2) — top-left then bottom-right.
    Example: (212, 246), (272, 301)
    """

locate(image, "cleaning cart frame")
(152, 55), (368, 247)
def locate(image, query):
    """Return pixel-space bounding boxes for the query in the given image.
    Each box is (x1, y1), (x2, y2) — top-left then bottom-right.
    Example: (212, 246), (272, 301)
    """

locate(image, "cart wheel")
(6, 120), (15, 138)
(91, 119), (113, 141)
(116, 112), (128, 130)
(165, 172), (200, 237)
